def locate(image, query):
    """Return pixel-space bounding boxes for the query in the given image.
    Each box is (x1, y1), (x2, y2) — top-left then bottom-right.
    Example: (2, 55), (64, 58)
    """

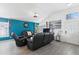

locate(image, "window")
(0, 22), (9, 37)
(66, 12), (79, 19)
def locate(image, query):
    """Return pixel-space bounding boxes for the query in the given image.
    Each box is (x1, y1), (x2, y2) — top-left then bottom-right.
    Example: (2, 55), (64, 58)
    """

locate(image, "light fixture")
(33, 12), (38, 18)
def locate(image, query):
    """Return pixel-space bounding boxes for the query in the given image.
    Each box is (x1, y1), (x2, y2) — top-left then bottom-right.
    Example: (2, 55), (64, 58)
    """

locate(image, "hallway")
(0, 40), (79, 55)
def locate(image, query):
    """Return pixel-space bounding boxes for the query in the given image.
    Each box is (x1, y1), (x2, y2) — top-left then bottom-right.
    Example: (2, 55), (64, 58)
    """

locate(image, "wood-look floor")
(1, 40), (79, 55)
(0, 40), (31, 55)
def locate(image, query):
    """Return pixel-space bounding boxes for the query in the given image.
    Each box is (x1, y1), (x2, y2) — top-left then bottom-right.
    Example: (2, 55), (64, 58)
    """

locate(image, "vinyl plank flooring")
(0, 40), (79, 55)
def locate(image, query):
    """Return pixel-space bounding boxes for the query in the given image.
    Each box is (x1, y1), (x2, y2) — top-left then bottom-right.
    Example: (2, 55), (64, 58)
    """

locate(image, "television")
(43, 28), (50, 33)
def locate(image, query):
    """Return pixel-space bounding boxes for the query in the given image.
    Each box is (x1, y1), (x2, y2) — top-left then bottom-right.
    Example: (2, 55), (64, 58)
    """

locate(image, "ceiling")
(0, 3), (79, 23)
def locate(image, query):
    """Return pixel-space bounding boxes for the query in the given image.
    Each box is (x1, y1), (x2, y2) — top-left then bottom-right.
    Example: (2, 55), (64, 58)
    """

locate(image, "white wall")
(47, 6), (79, 45)
(0, 3), (38, 22)
(61, 20), (79, 45)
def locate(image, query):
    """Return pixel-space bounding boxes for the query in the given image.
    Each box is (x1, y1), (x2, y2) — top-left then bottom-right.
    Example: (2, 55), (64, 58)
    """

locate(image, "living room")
(0, 3), (79, 55)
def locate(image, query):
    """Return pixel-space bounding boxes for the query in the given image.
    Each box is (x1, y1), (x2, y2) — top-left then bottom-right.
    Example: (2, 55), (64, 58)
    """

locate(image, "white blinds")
(0, 22), (9, 37)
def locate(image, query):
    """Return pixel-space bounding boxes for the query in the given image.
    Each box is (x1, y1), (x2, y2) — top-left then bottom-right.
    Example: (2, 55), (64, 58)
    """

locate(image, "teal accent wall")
(0, 18), (36, 41)
(9, 19), (35, 36)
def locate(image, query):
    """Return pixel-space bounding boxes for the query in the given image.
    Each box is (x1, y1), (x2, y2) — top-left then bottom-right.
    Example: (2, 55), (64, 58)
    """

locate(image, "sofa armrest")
(27, 37), (33, 42)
